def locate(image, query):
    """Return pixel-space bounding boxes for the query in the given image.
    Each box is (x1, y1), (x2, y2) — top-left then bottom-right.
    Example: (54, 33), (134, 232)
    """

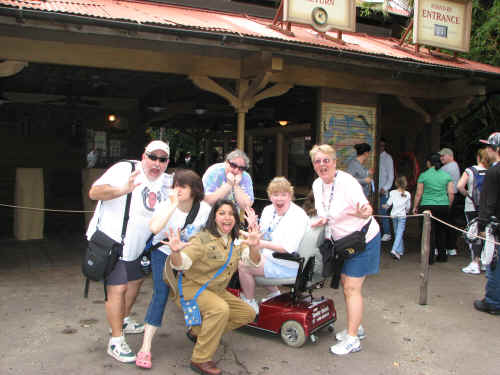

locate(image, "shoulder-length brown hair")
(173, 169), (204, 202)
(205, 199), (240, 241)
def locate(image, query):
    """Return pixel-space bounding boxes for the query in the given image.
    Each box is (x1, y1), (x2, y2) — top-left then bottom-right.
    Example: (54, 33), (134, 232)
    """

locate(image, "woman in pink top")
(310, 144), (380, 356)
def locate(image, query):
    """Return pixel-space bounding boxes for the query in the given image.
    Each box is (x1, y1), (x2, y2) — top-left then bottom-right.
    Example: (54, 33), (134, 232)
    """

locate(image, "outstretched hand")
(161, 228), (191, 253)
(121, 170), (142, 195)
(244, 207), (259, 230)
(240, 224), (262, 249)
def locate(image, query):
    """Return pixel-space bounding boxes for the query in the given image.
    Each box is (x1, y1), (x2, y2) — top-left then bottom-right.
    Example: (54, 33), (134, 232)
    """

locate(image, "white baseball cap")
(145, 140), (170, 155)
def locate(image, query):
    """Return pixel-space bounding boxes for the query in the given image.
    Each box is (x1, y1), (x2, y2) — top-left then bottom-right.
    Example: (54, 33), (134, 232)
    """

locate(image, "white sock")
(110, 335), (124, 344)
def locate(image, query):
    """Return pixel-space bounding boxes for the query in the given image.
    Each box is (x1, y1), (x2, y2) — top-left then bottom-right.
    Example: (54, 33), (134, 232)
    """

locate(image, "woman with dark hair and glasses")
(136, 169), (212, 369)
(346, 143), (374, 198)
(202, 149), (254, 213)
(413, 152), (454, 263)
(163, 199), (261, 375)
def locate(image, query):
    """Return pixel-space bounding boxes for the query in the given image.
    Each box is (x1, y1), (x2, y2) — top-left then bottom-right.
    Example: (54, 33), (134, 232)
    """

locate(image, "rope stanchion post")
(419, 211), (432, 305)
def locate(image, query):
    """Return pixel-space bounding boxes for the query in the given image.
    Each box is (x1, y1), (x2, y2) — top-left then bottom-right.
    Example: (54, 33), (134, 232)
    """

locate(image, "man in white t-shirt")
(439, 147), (461, 256)
(378, 138), (395, 242)
(86, 140), (173, 363)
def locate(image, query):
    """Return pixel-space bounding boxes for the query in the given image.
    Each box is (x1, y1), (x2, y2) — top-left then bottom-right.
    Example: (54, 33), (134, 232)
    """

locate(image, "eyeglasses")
(313, 158), (332, 165)
(146, 153), (169, 163)
(227, 161), (247, 171)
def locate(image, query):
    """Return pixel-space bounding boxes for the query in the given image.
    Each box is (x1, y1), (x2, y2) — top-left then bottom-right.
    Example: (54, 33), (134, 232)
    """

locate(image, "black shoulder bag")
(82, 161), (136, 299)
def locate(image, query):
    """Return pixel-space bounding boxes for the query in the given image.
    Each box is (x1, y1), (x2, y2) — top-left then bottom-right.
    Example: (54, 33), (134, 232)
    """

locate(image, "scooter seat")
(255, 276), (295, 286)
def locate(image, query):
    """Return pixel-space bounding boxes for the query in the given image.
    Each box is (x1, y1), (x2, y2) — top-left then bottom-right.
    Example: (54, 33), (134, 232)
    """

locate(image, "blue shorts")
(106, 258), (143, 285)
(342, 232), (381, 277)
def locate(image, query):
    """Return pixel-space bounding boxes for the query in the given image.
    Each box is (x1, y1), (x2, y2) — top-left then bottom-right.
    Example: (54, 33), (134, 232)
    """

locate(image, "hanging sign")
(413, 0), (472, 52)
(283, 0), (356, 33)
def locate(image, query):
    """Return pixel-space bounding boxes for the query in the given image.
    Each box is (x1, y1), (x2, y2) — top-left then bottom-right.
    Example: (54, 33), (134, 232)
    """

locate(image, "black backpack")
(468, 166), (486, 211)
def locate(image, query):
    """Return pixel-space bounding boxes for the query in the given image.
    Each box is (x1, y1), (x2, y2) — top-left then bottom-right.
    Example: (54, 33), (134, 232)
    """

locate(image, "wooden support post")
(276, 132), (284, 176)
(237, 111), (245, 150)
(419, 211), (432, 305)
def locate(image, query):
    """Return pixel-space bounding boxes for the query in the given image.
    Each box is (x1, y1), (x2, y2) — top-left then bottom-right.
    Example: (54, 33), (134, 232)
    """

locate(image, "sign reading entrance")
(283, 0), (356, 33)
(413, 0), (472, 52)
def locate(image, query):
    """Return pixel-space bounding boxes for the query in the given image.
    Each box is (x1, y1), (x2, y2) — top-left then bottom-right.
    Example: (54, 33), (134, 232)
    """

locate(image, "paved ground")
(0, 230), (499, 375)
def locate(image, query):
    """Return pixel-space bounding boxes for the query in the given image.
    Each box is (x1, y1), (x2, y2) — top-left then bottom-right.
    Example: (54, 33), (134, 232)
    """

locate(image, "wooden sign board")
(413, 0), (472, 52)
(283, 0), (356, 33)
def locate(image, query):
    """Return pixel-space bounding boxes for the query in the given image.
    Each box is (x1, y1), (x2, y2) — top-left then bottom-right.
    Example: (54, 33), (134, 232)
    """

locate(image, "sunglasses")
(313, 158), (332, 165)
(146, 153), (169, 163)
(227, 161), (247, 171)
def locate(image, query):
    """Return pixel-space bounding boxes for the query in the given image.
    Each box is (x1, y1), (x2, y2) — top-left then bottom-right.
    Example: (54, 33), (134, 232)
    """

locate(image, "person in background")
(202, 149), (254, 213)
(310, 144), (380, 356)
(238, 177), (310, 314)
(439, 147), (461, 256)
(413, 153), (454, 264)
(87, 140), (172, 363)
(378, 138), (395, 242)
(457, 148), (491, 274)
(383, 176), (411, 260)
(347, 143), (374, 199)
(474, 132), (500, 315)
(135, 169), (211, 369)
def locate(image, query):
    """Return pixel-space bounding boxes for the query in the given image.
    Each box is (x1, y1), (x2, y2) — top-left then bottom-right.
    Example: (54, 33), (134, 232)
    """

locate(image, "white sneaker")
(335, 325), (366, 341)
(462, 262), (480, 275)
(390, 250), (401, 260)
(240, 295), (259, 315)
(261, 290), (281, 303)
(381, 234), (392, 242)
(107, 337), (136, 363)
(330, 335), (361, 355)
(447, 249), (457, 256)
(434, 249), (438, 256)
(108, 319), (145, 335)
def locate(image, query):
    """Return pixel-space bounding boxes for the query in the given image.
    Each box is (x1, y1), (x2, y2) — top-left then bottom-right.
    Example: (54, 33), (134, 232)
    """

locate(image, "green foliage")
(463, 0), (500, 66)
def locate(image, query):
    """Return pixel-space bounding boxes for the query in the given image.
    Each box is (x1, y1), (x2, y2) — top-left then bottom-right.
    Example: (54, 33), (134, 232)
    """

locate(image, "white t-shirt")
(86, 161), (173, 261)
(259, 202), (310, 269)
(386, 189), (411, 217)
(152, 200), (212, 255)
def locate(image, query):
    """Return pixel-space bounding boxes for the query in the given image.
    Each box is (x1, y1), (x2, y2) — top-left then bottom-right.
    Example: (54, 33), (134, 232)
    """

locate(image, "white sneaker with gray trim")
(447, 249), (457, 256)
(335, 325), (366, 341)
(240, 295), (259, 315)
(330, 335), (361, 355)
(107, 338), (136, 363)
(462, 261), (480, 274)
(108, 319), (145, 335)
(381, 234), (392, 242)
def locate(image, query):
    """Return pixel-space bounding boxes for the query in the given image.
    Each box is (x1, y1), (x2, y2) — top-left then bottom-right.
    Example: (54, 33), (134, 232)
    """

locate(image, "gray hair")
(225, 149), (250, 168)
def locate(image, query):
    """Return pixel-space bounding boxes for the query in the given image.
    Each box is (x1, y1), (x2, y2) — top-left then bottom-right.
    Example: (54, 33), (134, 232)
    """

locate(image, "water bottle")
(140, 255), (152, 275)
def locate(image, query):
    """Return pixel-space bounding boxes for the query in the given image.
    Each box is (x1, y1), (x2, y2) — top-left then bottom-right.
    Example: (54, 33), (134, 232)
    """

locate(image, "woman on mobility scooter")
(310, 144), (381, 355)
(238, 177), (310, 314)
(164, 199), (262, 375)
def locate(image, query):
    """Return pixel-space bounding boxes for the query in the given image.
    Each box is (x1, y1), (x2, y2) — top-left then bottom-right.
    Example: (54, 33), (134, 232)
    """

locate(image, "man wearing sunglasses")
(202, 149), (254, 212)
(87, 140), (173, 363)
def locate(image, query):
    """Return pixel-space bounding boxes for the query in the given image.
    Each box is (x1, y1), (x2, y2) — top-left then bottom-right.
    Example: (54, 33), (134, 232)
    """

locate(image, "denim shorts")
(106, 257), (143, 285)
(342, 232), (381, 277)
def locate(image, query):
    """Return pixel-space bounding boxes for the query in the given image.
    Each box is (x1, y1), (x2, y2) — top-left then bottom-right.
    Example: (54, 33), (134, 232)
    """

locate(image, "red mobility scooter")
(229, 227), (337, 347)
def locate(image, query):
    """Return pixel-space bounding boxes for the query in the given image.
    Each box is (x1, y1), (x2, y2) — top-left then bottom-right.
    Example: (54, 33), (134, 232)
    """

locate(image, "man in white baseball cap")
(87, 139), (173, 363)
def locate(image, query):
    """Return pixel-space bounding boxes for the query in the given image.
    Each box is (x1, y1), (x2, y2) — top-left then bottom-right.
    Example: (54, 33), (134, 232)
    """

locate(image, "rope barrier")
(0, 203), (94, 214)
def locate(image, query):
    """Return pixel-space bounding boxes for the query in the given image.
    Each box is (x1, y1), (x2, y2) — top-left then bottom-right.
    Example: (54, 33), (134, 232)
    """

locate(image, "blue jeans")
(144, 250), (170, 327)
(379, 194), (391, 236)
(484, 249), (500, 309)
(391, 217), (406, 255)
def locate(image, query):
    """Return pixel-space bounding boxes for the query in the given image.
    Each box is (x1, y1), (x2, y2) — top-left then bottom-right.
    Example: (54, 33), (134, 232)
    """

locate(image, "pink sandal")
(136, 351), (152, 369)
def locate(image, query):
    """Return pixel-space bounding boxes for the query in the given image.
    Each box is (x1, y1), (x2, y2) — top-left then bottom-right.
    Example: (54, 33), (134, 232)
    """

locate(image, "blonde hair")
(309, 144), (336, 162)
(395, 176), (408, 197)
(478, 148), (491, 168)
(267, 177), (294, 198)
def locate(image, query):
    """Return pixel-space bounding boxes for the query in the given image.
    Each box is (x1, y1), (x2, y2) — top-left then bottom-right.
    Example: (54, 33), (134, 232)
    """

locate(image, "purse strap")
(178, 240), (234, 303)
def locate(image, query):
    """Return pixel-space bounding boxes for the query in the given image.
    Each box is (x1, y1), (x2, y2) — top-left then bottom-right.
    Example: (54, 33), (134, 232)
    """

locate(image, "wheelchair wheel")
(280, 320), (306, 348)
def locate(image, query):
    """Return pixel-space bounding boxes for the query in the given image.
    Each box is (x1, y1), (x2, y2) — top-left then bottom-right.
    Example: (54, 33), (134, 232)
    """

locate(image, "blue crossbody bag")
(178, 241), (233, 327)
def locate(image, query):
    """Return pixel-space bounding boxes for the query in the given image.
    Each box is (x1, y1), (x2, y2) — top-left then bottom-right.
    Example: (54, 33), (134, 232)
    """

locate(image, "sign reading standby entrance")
(413, 0), (472, 52)
(283, 0), (356, 33)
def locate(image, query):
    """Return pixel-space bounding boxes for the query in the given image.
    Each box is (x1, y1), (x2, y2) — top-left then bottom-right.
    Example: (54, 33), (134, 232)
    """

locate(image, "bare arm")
(150, 191), (179, 234)
(233, 184), (253, 211)
(447, 181), (455, 206)
(89, 170), (141, 201)
(412, 182), (424, 214)
(457, 171), (469, 197)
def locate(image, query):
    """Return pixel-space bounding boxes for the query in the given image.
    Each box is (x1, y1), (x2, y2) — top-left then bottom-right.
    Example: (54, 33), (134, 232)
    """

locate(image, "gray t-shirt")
(440, 161), (460, 193)
(346, 158), (371, 198)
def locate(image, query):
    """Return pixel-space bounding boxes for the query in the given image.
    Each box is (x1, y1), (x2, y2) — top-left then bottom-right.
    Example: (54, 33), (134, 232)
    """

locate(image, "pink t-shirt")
(312, 170), (379, 242)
